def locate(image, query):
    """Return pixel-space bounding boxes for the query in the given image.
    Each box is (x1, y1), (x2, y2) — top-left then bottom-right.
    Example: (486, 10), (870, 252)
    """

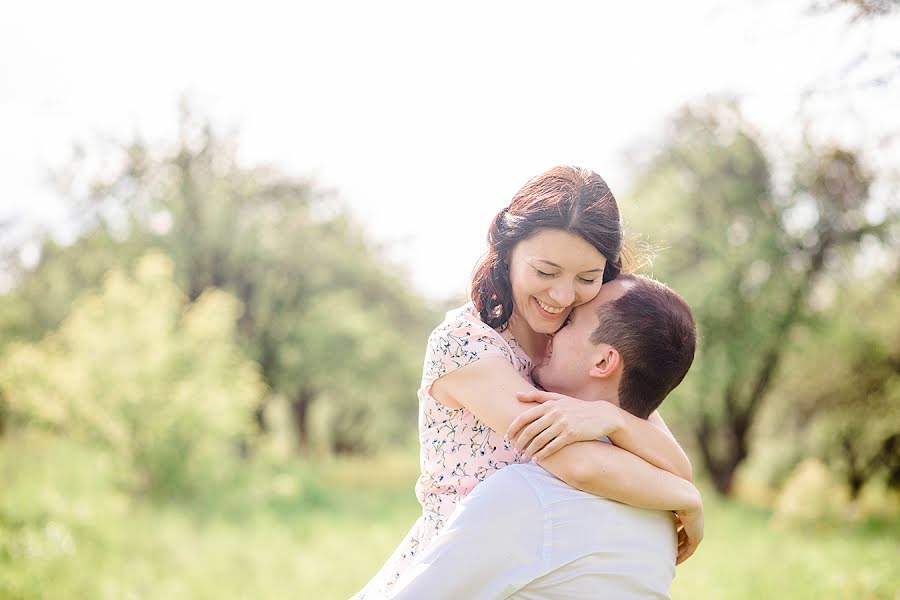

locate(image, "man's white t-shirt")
(386, 462), (676, 600)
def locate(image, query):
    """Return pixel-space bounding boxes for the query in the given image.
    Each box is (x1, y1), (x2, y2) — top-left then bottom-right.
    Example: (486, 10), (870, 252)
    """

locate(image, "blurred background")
(1, 1), (898, 598)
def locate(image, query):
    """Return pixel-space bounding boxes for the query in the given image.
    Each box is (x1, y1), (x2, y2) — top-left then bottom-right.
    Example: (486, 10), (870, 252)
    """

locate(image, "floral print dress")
(351, 303), (533, 599)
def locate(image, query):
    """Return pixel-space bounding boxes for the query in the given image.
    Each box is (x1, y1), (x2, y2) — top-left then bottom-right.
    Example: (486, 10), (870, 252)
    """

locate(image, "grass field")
(2, 438), (898, 599)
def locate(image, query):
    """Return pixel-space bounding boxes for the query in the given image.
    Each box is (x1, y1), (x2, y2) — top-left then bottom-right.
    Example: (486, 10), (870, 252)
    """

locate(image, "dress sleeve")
(422, 306), (515, 389)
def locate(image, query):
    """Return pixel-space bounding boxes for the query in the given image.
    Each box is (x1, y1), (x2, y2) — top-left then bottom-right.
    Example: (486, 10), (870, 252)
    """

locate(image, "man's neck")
(570, 381), (620, 407)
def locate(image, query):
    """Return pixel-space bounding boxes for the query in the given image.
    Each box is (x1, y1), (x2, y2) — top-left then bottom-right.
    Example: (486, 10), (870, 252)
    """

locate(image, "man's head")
(531, 274), (696, 418)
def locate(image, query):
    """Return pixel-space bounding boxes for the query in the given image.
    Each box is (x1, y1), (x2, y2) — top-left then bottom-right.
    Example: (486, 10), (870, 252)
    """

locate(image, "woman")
(353, 166), (702, 598)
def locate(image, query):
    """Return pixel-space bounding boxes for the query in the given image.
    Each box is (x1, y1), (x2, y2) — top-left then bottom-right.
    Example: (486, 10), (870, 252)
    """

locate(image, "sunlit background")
(1, 1), (898, 599)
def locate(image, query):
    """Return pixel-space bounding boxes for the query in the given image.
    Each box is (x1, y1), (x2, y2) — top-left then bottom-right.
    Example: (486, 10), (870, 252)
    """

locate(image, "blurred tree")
(627, 99), (896, 494)
(773, 276), (900, 499)
(0, 232), (146, 349)
(810, 0), (900, 20)
(0, 231), (148, 435)
(802, 0), (900, 119)
(0, 253), (264, 498)
(296, 289), (425, 453)
(0, 102), (436, 453)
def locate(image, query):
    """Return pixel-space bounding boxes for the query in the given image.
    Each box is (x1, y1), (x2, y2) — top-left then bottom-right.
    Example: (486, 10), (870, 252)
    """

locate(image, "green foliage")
(74, 107), (436, 453)
(626, 99), (895, 494)
(773, 458), (850, 527)
(297, 289), (424, 453)
(1, 104), (437, 454)
(0, 253), (265, 498)
(0, 232), (146, 354)
(766, 276), (900, 496)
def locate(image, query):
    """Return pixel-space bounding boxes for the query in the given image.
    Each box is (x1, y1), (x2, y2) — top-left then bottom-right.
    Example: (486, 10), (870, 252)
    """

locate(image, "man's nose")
(548, 281), (575, 307)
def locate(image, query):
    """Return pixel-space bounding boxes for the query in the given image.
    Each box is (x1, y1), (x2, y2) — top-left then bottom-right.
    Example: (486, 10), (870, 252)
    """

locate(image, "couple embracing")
(353, 166), (703, 599)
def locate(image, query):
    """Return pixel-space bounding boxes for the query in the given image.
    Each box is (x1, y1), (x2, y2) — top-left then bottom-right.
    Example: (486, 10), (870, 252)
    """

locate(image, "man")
(386, 274), (699, 600)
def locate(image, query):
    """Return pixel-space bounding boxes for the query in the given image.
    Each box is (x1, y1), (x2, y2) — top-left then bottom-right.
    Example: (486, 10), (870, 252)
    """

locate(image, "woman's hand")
(505, 390), (624, 460)
(674, 494), (704, 564)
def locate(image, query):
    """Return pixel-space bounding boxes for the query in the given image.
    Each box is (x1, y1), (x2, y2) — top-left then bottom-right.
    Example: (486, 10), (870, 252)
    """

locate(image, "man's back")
(388, 463), (676, 600)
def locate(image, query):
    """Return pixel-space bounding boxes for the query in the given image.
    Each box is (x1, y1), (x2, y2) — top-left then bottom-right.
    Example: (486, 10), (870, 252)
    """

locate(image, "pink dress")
(352, 303), (532, 599)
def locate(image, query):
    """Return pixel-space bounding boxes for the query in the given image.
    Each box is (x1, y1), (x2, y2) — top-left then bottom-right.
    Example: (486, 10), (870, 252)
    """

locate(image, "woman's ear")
(588, 346), (620, 380)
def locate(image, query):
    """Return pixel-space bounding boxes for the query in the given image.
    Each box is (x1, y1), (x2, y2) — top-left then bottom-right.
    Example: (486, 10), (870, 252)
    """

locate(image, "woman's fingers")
(514, 413), (556, 452)
(675, 531), (699, 564)
(506, 404), (548, 440)
(515, 390), (558, 404)
(676, 539), (698, 565)
(522, 422), (563, 459)
(532, 433), (572, 461)
(677, 528), (688, 549)
(673, 503), (703, 566)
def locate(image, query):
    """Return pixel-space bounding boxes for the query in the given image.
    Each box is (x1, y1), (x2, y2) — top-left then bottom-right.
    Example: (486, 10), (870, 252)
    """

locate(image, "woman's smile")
(533, 297), (567, 319)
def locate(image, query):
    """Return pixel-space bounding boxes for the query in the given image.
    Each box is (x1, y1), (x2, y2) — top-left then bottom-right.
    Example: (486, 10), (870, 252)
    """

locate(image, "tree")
(1, 102), (437, 453)
(0, 253), (265, 498)
(626, 99), (895, 494)
(773, 275), (900, 499)
(810, 0), (900, 20)
(0, 231), (149, 435)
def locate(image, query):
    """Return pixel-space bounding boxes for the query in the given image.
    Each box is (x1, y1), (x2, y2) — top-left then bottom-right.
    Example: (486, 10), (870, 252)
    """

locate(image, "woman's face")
(507, 228), (608, 335)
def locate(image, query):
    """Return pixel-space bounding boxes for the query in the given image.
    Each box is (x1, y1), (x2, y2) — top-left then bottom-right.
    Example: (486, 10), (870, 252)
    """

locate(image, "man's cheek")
(537, 366), (555, 387)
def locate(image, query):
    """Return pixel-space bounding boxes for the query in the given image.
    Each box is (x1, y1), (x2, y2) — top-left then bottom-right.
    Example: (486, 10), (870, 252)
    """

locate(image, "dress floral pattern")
(351, 303), (533, 599)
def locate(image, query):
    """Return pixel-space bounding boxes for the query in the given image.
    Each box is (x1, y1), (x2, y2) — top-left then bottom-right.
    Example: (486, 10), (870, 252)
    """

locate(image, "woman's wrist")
(678, 481), (703, 514)
(601, 400), (627, 438)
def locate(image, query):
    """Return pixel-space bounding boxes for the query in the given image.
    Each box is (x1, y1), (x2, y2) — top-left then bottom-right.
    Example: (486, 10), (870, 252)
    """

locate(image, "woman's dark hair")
(470, 166), (623, 329)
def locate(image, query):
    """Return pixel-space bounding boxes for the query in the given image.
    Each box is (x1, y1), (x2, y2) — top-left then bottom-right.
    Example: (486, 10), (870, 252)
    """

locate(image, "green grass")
(670, 496), (900, 600)
(1, 437), (898, 599)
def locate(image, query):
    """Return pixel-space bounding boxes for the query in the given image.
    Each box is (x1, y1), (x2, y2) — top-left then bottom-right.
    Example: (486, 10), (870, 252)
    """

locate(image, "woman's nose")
(548, 281), (575, 307)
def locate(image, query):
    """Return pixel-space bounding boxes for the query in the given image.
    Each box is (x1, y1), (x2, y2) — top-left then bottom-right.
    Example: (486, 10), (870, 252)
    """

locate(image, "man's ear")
(588, 346), (620, 380)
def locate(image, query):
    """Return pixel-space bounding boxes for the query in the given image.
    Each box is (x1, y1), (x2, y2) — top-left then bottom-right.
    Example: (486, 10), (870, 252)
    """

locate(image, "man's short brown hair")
(590, 274), (696, 419)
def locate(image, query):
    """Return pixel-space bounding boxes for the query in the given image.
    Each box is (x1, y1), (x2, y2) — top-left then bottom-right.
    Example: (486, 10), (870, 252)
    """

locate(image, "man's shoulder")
(491, 464), (676, 526)
(473, 463), (676, 531)
(466, 463), (545, 504)
(487, 462), (597, 504)
(473, 463), (559, 501)
(444, 464), (545, 543)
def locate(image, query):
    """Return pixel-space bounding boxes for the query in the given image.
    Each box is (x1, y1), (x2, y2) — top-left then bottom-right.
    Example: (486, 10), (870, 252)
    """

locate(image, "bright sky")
(2, 1), (897, 300)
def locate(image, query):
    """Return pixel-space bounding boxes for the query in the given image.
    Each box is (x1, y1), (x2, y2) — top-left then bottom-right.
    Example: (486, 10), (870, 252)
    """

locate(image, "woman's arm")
(610, 407), (693, 481)
(432, 356), (704, 558)
(536, 440), (698, 510)
(430, 356), (538, 432)
(538, 440), (703, 564)
(648, 409), (679, 441)
(507, 390), (693, 481)
(432, 356), (692, 497)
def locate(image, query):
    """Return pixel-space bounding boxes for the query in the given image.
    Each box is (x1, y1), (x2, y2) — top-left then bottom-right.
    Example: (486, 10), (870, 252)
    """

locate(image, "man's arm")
(386, 469), (543, 600)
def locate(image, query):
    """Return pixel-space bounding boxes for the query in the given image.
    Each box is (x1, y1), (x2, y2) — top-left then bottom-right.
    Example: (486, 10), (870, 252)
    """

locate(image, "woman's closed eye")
(534, 268), (598, 285)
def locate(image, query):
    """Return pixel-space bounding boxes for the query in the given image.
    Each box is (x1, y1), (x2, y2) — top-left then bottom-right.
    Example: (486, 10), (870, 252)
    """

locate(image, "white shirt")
(386, 462), (676, 600)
